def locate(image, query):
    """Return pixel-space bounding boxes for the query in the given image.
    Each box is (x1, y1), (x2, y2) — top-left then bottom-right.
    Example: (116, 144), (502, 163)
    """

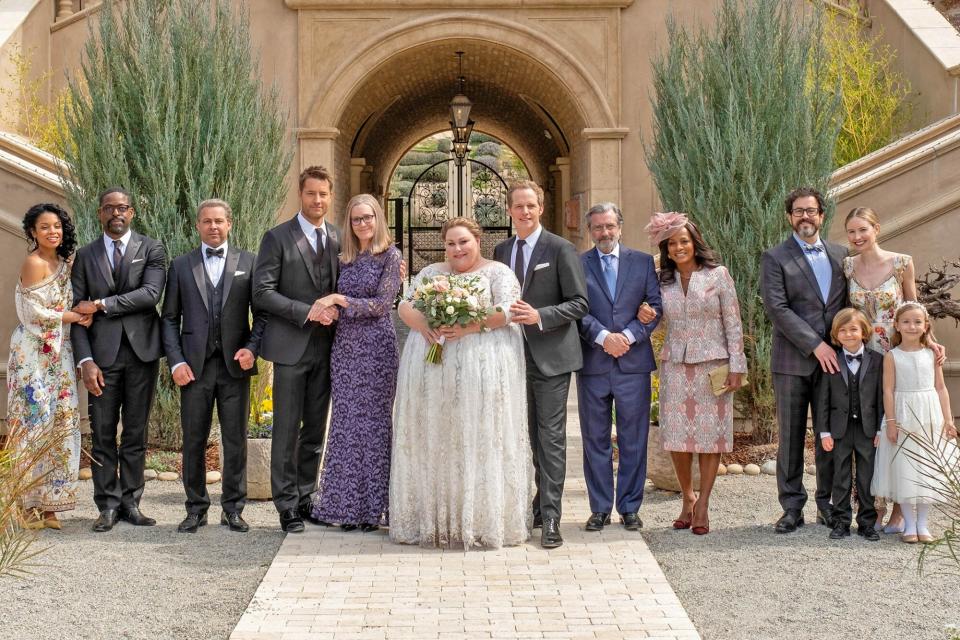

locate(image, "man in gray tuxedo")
(253, 166), (339, 533)
(494, 180), (589, 549)
(761, 187), (848, 534)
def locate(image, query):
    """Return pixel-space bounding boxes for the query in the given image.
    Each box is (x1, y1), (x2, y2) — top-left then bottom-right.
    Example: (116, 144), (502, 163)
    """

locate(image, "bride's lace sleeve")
(488, 263), (521, 322)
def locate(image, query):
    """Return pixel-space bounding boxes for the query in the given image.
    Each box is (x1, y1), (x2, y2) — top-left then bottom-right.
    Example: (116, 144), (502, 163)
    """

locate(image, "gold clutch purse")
(708, 364), (748, 396)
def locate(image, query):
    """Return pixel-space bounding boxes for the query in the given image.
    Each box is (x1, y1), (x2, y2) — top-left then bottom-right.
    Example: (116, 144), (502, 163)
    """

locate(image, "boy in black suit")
(815, 308), (883, 541)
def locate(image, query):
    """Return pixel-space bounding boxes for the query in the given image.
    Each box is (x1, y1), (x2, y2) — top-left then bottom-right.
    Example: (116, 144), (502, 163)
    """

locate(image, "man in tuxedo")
(577, 203), (661, 532)
(72, 187), (166, 532)
(760, 187), (848, 533)
(494, 180), (589, 549)
(253, 166), (339, 533)
(161, 199), (266, 534)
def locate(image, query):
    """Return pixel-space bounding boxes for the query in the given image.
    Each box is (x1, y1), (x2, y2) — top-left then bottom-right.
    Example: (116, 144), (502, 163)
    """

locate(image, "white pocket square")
(234, 270), (245, 276)
(534, 262), (550, 271)
(132, 258), (144, 263)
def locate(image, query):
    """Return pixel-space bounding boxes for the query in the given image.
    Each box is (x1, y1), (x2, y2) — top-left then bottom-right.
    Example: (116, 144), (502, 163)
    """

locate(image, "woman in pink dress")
(646, 213), (746, 535)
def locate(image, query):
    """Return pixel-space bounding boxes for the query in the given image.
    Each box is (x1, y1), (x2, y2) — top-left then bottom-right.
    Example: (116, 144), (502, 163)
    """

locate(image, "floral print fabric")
(7, 260), (80, 512)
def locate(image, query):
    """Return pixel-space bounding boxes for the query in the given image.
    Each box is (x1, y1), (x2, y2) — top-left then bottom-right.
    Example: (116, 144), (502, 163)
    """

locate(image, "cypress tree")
(58, 0), (292, 447)
(646, 0), (841, 440)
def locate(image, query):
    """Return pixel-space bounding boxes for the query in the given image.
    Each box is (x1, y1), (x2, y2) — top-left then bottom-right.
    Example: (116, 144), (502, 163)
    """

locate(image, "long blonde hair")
(891, 301), (937, 348)
(339, 194), (392, 264)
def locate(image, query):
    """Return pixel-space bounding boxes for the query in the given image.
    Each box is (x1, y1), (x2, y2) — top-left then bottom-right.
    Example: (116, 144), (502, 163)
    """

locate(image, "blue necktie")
(602, 254), (617, 298)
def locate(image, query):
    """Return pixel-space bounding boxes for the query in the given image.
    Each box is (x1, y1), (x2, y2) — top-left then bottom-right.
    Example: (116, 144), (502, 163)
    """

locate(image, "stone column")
(350, 157), (366, 197)
(297, 127), (339, 172)
(549, 157), (571, 236)
(56, 1), (74, 20)
(582, 128), (629, 210)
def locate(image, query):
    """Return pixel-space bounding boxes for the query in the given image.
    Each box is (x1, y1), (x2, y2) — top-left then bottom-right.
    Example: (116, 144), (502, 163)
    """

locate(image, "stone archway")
(289, 7), (632, 242)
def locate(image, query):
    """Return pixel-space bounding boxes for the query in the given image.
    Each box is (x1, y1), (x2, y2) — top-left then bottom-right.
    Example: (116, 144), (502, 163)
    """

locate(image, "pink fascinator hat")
(645, 211), (689, 246)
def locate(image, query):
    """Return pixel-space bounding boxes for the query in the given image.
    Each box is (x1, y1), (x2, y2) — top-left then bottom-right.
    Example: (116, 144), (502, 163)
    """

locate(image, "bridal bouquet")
(410, 274), (496, 364)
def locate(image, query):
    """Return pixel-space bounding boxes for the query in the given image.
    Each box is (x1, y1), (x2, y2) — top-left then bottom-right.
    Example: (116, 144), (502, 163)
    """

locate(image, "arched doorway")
(291, 12), (629, 247)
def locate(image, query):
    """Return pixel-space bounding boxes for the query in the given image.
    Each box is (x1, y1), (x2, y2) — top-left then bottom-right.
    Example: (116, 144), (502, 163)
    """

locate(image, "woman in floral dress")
(7, 204), (90, 530)
(844, 207), (945, 533)
(310, 194), (401, 532)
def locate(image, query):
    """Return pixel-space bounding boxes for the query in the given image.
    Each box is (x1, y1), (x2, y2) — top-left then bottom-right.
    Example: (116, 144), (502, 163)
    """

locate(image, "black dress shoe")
(279, 509), (304, 533)
(341, 523), (358, 532)
(621, 512), (643, 531)
(119, 507), (156, 527)
(177, 512), (208, 533)
(298, 505), (331, 527)
(221, 512), (249, 533)
(829, 522), (851, 539)
(541, 518), (563, 548)
(857, 525), (880, 541)
(585, 512), (611, 532)
(92, 509), (118, 533)
(532, 513), (543, 529)
(816, 509), (834, 527)
(359, 523), (379, 533)
(774, 510), (804, 534)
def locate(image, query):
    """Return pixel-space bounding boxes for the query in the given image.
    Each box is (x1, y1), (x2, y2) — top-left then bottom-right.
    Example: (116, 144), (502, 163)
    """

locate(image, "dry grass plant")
(891, 409), (960, 576)
(0, 420), (72, 578)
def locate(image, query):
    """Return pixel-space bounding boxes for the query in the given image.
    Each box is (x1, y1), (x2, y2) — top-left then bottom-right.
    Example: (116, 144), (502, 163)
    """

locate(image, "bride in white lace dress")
(390, 217), (532, 549)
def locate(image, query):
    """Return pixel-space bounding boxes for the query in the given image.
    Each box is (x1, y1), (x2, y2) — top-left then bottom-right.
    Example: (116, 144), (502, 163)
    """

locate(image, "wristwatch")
(94, 299), (105, 312)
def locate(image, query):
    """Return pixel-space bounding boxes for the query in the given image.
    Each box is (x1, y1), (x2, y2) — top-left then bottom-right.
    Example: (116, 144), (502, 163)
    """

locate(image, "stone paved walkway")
(231, 390), (700, 640)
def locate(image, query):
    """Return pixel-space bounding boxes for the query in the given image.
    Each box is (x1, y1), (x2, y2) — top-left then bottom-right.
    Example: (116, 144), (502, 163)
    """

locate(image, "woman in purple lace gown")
(311, 194), (401, 531)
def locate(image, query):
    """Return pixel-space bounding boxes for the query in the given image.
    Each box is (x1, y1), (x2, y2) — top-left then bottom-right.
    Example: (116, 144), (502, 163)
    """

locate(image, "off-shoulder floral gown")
(389, 261), (532, 549)
(7, 259), (81, 513)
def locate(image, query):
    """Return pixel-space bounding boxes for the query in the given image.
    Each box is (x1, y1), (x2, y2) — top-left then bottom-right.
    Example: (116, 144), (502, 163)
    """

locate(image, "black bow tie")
(205, 247), (224, 259)
(846, 353), (862, 363)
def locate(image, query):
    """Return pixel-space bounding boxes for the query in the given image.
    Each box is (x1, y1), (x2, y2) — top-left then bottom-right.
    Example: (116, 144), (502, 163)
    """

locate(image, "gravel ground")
(640, 472), (960, 640)
(0, 478), (283, 640)
(3, 457), (958, 640)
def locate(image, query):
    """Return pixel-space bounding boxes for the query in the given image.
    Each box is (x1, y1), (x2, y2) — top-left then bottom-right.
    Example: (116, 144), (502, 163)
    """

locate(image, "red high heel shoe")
(691, 522), (710, 535)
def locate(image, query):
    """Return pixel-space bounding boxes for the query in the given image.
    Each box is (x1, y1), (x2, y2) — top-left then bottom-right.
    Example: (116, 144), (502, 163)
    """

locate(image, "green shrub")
(646, 0), (841, 440)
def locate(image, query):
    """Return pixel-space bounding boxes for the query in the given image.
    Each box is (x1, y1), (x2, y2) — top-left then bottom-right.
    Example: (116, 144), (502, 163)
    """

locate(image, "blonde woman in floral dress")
(7, 204), (90, 530)
(844, 207), (945, 533)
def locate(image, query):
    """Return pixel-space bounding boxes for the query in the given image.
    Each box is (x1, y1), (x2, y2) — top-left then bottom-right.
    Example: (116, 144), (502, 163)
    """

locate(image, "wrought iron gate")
(400, 159), (512, 276)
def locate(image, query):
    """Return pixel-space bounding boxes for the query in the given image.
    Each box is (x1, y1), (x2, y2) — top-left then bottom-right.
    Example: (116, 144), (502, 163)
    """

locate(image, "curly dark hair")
(657, 220), (721, 285)
(22, 203), (77, 259)
(784, 187), (826, 216)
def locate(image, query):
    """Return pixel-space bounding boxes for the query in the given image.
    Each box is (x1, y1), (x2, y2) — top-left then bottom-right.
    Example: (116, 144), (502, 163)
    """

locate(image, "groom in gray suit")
(761, 187), (848, 534)
(494, 181), (589, 549)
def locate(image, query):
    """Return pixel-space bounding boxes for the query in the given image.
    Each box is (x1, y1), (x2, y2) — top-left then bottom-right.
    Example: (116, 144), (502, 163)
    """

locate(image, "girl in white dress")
(878, 302), (957, 543)
(389, 217), (532, 549)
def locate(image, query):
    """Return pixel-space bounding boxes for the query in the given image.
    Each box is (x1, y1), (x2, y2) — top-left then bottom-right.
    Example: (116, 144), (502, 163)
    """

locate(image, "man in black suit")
(253, 166), (339, 533)
(760, 187), (848, 534)
(161, 199), (266, 534)
(494, 180), (589, 549)
(72, 187), (166, 532)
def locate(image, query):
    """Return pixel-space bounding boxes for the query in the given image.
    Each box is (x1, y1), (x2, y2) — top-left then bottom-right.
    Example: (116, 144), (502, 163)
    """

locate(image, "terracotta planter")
(646, 423), (699, 492)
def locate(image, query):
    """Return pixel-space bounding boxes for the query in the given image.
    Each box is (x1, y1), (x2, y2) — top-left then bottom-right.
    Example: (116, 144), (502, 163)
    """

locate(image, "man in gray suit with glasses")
(761, 187), (848, 534)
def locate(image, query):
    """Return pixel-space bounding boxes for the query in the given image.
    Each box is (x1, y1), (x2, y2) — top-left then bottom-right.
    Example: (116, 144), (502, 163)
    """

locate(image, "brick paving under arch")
(230, 390), (700, 640)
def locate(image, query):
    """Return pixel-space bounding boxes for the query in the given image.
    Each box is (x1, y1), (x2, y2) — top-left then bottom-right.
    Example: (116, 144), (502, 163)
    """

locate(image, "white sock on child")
(902, 504), (918, 536)
(916, 503), (931, 537)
